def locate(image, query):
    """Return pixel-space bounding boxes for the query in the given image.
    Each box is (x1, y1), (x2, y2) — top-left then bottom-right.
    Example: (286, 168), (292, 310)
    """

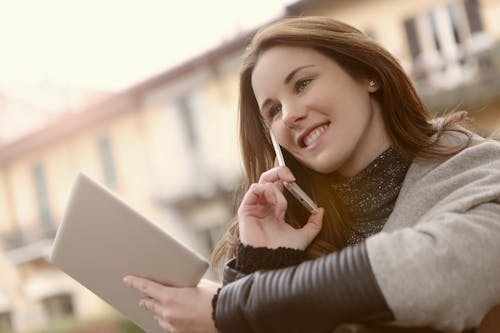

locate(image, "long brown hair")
(212, 16), (470, 268)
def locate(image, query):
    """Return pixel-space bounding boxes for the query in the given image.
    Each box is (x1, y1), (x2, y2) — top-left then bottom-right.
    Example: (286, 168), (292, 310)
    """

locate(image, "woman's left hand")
(123, 276), (220, 333)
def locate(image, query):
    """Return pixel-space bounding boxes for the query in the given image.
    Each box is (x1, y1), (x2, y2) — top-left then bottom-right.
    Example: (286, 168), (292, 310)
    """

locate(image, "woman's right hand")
(237, 166), (324, 250)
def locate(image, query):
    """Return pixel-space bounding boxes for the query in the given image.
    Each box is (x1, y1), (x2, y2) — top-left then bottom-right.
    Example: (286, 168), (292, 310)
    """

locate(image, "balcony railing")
(413, 41), (500, 114)
(0, 222), (57, 252)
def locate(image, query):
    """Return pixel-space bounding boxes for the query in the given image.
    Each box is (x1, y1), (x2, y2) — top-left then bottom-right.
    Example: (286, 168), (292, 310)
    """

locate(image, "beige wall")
(201, 67), (242, 181)
(7, 162), (39, 229)
(483, 0), (500, 39)
(0, 169), (15, 233)
(0, 43), (245, 329)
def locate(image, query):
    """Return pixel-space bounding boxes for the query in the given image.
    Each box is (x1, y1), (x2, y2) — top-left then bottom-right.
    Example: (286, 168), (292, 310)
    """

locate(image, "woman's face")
(251, 45), (392, 176)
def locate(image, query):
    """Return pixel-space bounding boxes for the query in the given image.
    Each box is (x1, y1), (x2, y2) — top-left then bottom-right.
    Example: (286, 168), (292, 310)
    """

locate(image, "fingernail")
(123, 277), (130, 285)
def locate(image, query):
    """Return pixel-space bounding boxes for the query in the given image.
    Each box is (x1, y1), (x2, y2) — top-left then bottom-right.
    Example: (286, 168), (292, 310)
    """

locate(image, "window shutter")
(404, 17), (421, 60)
(464, 0), (484, 33)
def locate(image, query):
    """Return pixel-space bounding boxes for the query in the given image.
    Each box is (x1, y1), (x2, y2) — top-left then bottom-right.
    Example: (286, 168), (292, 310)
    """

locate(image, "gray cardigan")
(367, 129), (500, 332)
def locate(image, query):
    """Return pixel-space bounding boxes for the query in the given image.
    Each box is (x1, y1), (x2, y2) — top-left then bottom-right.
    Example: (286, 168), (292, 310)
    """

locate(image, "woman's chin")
(304, 161), (340, 175)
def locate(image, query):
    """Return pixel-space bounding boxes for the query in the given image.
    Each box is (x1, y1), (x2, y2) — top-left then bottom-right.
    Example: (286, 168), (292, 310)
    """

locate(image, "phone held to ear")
(268, 127), (319, 215)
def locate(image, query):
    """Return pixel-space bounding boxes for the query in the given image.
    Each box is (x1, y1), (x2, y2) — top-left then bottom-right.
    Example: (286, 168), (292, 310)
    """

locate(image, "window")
(177, 96), (198, 149)
(175, 95), (207, 182)
(403, 0), (489, 87)
(42, 293), (74, 322)
(98, 134), (117, 188)
(404, 17), (421, 61)
(464, 0), (483, 33)
(32, 163), (52, 227)
(0, 312), (12, 333)
(427, 10), (442, 54)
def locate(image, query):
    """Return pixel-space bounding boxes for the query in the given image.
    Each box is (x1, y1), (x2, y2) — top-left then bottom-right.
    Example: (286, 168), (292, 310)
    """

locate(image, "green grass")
(28, 315), (144, 333)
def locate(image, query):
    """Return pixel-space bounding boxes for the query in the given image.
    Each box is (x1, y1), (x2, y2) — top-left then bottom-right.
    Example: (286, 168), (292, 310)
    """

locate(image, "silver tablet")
(50, 172), (209, 333)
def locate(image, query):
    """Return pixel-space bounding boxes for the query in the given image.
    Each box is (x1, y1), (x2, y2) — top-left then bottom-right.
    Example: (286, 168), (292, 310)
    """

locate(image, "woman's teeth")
(304, 125), (328, 146)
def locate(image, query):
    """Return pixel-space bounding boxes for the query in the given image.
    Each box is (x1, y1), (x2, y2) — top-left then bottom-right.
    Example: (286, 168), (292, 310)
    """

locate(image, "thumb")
(302, 207), (324, 240)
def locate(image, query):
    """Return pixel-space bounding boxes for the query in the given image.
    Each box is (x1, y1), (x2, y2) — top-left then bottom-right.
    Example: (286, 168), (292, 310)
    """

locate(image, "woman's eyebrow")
(284, 65), (315, 84)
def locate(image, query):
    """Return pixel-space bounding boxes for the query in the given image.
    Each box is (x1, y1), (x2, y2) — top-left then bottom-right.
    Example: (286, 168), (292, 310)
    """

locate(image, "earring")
(369, 80), (376, 88)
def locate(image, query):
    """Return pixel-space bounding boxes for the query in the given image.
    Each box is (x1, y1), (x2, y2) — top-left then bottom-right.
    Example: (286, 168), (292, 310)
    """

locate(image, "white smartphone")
(268, 127), (319, 214)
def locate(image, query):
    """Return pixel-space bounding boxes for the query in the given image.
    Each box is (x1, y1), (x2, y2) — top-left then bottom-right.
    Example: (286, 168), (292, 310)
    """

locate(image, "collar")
(330, 146), (411, 220)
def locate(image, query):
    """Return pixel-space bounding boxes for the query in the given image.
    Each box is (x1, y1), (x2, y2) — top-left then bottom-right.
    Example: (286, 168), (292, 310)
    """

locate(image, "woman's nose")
(282, 103), (307, 128)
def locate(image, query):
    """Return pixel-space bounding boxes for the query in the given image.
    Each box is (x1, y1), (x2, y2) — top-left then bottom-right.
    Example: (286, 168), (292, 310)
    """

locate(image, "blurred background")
(0, 0), (499, 332)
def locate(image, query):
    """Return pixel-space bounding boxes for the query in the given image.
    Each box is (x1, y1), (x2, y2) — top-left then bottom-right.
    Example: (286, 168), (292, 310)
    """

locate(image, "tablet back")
(50, 172), (209, 333)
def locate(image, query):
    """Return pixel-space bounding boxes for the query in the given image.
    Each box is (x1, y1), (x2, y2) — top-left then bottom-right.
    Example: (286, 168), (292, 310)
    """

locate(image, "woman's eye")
(268, 104), (282, 118)
(295, 79), (312, 93)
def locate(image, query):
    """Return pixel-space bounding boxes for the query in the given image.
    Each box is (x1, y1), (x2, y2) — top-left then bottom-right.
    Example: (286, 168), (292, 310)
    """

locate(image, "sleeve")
(366, 201), (500, 332)
(222, 241), (305, 285)
(215, 242), (393, 333)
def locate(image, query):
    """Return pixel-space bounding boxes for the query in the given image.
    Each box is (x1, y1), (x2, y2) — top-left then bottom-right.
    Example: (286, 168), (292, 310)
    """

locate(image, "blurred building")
(289, 0), (500, 134)
(0, 0), (499, 331)
(0, 33), (247, 332)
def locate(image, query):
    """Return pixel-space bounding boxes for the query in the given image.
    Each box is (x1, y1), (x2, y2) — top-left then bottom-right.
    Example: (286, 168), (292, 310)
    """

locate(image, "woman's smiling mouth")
(302, 123), (329, 147)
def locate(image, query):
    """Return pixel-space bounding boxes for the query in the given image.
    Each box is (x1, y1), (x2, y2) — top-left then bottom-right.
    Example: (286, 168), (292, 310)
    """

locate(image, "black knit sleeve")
(222, 241), (305, 286)
(235, 241), (305, 274)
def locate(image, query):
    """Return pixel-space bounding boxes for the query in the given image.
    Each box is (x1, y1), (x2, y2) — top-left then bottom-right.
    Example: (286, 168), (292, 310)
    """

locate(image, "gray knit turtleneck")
(330, 146), (412, 246)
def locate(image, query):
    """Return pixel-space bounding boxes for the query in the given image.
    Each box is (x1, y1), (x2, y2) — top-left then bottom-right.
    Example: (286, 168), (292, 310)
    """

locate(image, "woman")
(124, 17), (500, 332)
